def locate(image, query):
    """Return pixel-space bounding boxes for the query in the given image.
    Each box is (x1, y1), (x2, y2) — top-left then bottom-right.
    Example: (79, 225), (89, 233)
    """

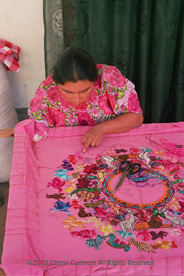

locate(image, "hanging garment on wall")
(1, 119), (184, 275)
(0, 39), (20, 72)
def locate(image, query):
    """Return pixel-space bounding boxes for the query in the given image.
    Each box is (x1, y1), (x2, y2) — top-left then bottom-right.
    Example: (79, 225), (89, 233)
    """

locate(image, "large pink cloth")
(1, 120), (184, 275)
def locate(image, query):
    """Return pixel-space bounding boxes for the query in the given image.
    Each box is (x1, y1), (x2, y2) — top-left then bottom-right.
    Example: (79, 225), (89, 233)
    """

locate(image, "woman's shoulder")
(96, 64), (127, 88)
(96, 64), (124, 73)
(41, 74), (56, 88)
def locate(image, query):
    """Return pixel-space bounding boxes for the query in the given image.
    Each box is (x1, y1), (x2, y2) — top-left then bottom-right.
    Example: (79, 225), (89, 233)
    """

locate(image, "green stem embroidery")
(71, 187), (103, 196)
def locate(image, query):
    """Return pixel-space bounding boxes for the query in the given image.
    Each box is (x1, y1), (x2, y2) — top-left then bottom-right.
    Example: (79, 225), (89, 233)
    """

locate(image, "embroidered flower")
(105, 67), (127, 87)
(78, 112), (96, 126)
(129, 147), (141, 154)
(128, 92), (142, 113)
(46, 107), (66, 127)
(29, 93), (44, 113)
(46, 86), (61, 102)
(136, 230), (151, 241)
(43, 74), (54, 87)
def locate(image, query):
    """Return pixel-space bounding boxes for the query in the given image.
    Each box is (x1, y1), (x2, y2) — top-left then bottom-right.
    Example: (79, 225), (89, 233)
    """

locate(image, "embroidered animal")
(150, 231), (168, 240)
(115, 149), (127, 154)
(70, 229), (96, 239)
(83, 164), (102, 174)
(97, 170), (108, 185)
(115, 230), (135, 239)
(84, 199), (105, 208)
(134, 210), (152, 222)
(54, 169), (71, 181)
(161, 206), (184, 227)
(138, 151), (151, 168)
(106, 233), (130, 251)
(50, 200), (71, 215)
(71, 187), (102, 198)
(76, 177), (91, 189)
(70, 199), (82, 209)
(168, 208), (182, 216)
(63, 215), (87, 231)
(104, 201), (121, 215)
(78, 207), (92, 218)
(46, 193), (65, 200)
(61, 159), (73, 170)
(94, 207), (115, 221)
(47, 177), (65, 192)
(101, 155), (118, 170)
(119, 209), (135, 232)
(128, 238), (155, 253)
(77, 190), (101, 202)
(86, 234), (108, 249)
(87, 217), (105, 228)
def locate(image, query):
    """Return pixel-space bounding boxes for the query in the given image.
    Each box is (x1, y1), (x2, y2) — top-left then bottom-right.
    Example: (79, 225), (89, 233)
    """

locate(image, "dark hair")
(52, 47), (98, 84)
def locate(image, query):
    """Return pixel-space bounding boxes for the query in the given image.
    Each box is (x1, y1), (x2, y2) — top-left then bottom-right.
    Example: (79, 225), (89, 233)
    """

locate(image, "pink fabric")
(1, 120), (184, 275)
(28, 64), (142, 127)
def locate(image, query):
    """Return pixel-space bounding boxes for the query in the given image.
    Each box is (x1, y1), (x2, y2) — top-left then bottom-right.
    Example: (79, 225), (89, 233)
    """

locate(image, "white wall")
(0, 0), (45, 108)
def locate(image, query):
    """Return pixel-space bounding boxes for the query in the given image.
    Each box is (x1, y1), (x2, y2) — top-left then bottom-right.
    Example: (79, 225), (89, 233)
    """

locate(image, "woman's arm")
(82, 112), (143, 152)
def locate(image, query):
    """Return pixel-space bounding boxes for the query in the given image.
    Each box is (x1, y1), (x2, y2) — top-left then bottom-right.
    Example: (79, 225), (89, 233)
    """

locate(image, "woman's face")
(57, 80), (94, 106)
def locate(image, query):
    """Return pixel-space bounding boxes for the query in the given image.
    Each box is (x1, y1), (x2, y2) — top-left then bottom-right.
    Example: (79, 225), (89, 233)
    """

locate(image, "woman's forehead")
(58, 80), (94, 93)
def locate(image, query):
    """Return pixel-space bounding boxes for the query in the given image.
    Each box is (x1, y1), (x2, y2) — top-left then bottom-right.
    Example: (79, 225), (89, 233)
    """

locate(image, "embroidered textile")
(2, 120), (184, 275)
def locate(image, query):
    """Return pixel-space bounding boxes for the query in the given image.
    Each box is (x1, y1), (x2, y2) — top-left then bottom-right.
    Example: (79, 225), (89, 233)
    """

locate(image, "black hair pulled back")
(52, 47), (98, 85)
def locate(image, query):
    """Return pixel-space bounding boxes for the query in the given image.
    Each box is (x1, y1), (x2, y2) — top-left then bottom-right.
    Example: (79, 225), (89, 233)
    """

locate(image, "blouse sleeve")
(103, 65), (142, 115)
(28, 83), (49, 127)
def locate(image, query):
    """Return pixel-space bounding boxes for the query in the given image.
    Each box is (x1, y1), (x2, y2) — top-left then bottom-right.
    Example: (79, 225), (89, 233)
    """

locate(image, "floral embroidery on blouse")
(28, 64), (142, 127)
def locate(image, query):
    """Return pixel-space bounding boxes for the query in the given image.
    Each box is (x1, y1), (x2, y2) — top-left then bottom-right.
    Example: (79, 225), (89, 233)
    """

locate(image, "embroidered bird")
(54, 169), (71, 181)
(50, 200), (71, 216)
(115, 230), (135, 239)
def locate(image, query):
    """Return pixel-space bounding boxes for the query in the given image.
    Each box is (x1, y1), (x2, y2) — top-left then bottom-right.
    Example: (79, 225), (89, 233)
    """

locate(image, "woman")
(28, 47), (143, 152)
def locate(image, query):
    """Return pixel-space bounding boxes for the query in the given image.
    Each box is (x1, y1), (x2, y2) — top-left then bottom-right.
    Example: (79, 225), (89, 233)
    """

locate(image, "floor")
(0, 182), (9, 265)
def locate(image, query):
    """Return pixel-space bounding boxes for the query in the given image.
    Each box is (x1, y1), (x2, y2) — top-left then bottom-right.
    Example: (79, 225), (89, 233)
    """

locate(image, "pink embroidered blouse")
(28, 64), (142, 127)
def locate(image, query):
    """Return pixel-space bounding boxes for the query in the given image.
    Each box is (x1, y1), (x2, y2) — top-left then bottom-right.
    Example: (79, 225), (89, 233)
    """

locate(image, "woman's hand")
(81, 124), (105, 152)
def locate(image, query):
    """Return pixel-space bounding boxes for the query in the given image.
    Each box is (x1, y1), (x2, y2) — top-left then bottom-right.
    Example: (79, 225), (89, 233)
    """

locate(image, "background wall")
(0, 0), (45, 109)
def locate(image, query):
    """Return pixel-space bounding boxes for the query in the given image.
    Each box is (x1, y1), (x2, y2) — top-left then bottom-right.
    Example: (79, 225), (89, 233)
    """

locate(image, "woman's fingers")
(82, 137), (92, 152)
(82, 137), (102, 152)
(82, 126), (105, 152)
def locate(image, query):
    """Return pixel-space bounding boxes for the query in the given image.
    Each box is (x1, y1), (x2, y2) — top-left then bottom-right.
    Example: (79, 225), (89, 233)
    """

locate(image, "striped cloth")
(0, 39), (20, 72)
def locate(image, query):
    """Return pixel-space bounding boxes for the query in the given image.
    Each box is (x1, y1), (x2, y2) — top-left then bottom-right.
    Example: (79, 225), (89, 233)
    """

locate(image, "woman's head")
(53, 47), (98, 106)
(52, 47), (98, 85)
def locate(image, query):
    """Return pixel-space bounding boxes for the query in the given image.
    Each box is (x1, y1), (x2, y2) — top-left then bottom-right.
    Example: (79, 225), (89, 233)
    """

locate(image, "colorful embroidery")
(46, 138), (184, 252)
